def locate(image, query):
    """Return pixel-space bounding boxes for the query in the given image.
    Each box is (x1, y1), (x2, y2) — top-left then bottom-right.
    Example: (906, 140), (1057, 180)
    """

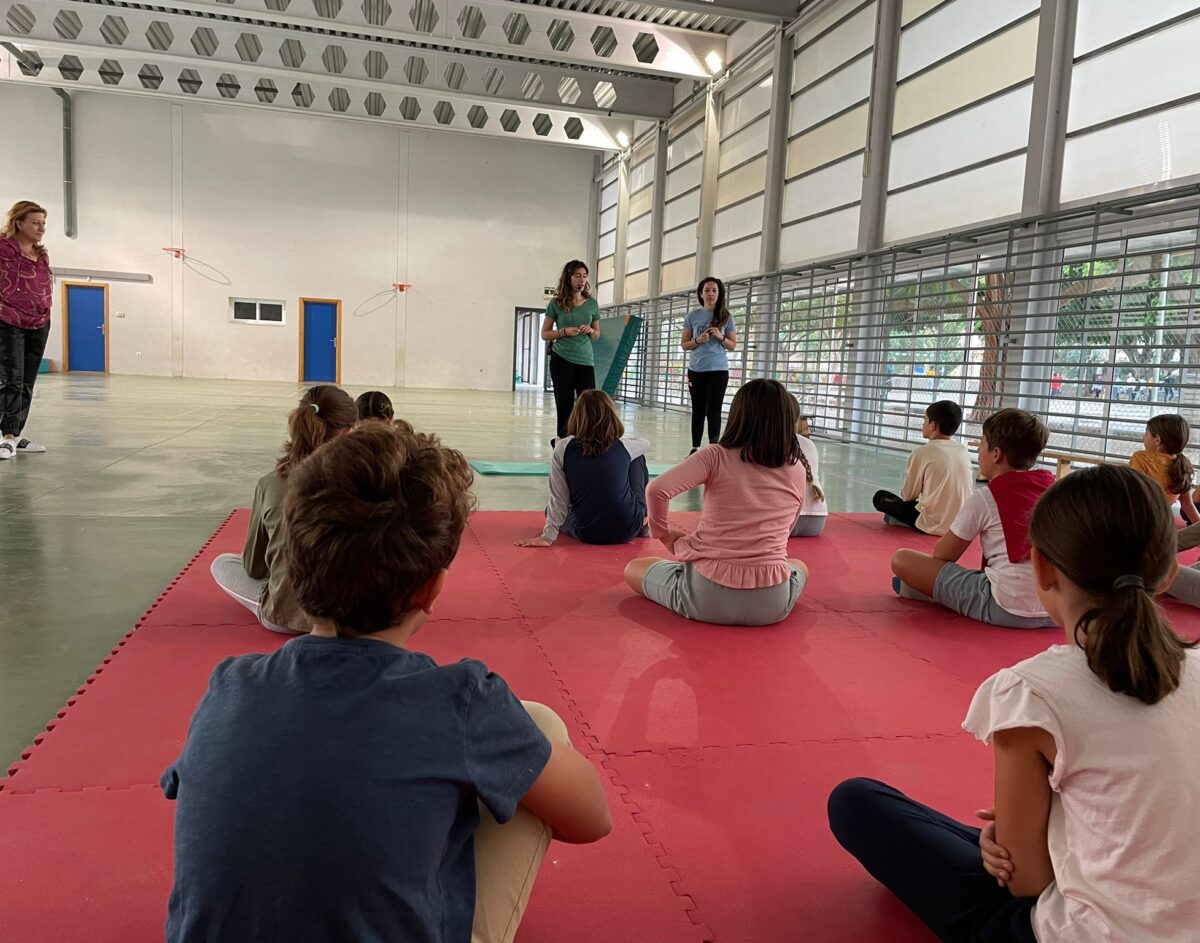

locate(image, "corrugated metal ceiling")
(506, 0), (743, 35)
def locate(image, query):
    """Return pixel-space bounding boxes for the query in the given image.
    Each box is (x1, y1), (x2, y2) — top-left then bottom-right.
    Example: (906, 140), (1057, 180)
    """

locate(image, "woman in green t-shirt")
(541, 259), (601, 442)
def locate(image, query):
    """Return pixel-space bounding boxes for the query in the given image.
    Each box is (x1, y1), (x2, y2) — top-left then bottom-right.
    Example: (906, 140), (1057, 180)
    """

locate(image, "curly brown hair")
(553, 259), (590, 312)
(284, 422), (477, 634)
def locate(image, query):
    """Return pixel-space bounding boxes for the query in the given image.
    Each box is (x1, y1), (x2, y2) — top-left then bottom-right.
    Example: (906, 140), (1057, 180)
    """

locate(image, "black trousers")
(873, 490), (923, 530)
(687, 369), (729, 448)
(828, 779), (1037, 943)
(549, 351), (596, 439)
(0, 320), (49, 437)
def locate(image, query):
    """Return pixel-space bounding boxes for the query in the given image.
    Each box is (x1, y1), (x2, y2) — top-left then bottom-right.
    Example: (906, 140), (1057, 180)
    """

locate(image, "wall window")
(230, 298), (285, 324)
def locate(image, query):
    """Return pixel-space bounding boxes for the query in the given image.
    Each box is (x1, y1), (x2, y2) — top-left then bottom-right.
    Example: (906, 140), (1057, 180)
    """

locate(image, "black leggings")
(0, 320), (50, 437)
(549, 352), (596, 439)
(687, 370), (729, 448)
(872, 490), (922, 530)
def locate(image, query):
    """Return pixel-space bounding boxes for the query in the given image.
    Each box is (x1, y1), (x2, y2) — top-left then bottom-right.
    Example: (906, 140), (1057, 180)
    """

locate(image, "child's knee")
(520, 701), (570, 745)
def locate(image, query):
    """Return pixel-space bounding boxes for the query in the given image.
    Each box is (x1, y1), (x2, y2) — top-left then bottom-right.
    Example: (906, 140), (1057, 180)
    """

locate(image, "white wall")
(0, 84), (594, 390)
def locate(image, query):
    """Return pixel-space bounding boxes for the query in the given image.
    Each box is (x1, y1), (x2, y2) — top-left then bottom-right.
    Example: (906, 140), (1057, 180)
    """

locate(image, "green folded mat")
(470, 459), (674, 477)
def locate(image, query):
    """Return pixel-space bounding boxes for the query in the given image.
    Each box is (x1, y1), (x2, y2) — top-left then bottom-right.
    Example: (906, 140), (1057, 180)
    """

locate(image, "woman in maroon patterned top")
(0, 201), (53, 460)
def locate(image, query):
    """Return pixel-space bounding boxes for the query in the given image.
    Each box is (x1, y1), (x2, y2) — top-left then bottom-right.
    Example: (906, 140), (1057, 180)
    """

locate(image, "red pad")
(0, 776), (706, 943)
(11, 509), (1197, 943)
(137, 512), (518, 629)
(529, 609), (979, 754)
(617, 736), (989, 943)
(0, 786), (174, 943)
(847, 608), (1059, 688)
(5, 618), (574, 793)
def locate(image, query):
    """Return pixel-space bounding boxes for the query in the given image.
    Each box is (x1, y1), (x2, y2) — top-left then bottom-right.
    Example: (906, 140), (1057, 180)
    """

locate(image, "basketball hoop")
(393, 282), (412, 293)
(162, 247), (187, 259)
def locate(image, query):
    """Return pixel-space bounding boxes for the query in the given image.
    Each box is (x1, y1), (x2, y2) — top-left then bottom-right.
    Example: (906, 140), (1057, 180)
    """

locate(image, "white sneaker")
(15, 438), (45, 453)
(0, 440), (15, 460)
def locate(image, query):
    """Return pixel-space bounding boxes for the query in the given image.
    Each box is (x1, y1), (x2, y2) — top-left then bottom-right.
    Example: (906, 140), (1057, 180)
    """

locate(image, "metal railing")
(604, 182), (1200, 465)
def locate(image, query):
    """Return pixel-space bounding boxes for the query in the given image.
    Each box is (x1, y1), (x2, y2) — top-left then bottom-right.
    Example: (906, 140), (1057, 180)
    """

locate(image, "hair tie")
(309, 403), (320, 414)
(1112, 575), (1144, 591)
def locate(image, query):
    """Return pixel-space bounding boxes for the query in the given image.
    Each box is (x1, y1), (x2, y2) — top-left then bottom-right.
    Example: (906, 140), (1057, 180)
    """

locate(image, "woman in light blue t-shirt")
(680, 276), (738, 454)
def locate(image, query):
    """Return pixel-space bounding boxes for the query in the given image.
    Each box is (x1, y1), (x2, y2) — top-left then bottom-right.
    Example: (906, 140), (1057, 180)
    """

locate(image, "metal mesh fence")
(606, 182), (1200, 465)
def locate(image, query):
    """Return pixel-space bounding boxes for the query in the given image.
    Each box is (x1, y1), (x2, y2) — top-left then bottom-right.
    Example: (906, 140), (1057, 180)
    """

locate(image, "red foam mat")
(5, 509), (1199, 943)
(617, 736), (989, 943)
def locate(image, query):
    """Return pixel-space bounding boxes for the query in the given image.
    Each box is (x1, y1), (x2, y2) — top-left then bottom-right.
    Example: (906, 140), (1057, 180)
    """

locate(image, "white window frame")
(229, 297), (287, 325)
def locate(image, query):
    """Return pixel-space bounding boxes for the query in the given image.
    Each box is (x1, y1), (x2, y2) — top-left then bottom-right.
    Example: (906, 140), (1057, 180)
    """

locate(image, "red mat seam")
(0, 783), (163, 798)
(465, 521), (717, 943)
(3, 511), (241, 790)
(603, 731), (971, 758)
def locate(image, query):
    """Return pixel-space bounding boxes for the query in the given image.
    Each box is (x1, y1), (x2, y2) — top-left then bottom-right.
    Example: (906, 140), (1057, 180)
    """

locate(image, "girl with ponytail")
(1130, 413), (1198, 523)
(211, 385), (357, 633)
(829, 464), (1199, 943)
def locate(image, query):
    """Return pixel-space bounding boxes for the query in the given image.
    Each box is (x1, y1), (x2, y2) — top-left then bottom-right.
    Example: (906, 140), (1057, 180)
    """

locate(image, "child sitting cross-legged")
(516, 389), (651, 547)
(890, 408), (1055, 628)
(624, 378), (810, 626)
(162, 423), (611, 943)
(830, 464), (1200, 942)
(873, 399), (974, 536)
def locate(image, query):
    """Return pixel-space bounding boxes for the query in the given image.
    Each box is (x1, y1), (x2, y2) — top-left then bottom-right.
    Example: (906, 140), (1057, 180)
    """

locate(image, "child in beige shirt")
(874, 400), (974, 536)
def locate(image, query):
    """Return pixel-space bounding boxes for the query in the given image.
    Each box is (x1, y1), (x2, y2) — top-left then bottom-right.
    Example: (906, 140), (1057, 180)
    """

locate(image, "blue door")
(303, 301), (337, 383)
(66, 284), (106, 372)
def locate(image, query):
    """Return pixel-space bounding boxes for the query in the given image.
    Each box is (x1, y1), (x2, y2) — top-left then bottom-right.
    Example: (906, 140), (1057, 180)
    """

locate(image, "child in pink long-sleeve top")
(624, 379), (810, 626)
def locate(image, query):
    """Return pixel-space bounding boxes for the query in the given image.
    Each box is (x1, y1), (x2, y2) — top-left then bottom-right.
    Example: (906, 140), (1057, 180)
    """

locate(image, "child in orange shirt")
(1129, 414), (1198, 524)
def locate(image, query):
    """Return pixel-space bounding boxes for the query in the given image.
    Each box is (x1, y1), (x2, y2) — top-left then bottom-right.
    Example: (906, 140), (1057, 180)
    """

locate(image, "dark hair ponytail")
(1029, 464), (1195, 705)
(276, 385), (357, 478)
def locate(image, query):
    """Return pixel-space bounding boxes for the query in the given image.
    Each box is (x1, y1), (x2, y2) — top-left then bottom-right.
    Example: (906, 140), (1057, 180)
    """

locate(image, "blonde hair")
(4, 201), (48, 257)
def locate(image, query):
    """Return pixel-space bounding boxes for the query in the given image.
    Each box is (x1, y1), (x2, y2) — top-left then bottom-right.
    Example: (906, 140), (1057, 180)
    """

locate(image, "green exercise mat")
(470, 459), (674, 477)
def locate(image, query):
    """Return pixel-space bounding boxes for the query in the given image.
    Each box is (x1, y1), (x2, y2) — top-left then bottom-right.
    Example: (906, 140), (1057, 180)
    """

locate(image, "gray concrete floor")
(0, 375), (908, 766)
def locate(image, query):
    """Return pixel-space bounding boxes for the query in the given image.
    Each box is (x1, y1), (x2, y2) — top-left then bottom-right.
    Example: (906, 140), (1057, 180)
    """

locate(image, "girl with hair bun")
(830, 464), (1200, 943)
(210, 385), (357, 633)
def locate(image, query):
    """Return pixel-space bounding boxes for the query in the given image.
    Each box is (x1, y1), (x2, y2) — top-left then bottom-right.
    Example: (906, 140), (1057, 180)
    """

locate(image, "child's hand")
(975, 808), (1013, 886)
(562, 326), (581, 337)
(661, 528), (687, 553)
(515, 535), (553, 548)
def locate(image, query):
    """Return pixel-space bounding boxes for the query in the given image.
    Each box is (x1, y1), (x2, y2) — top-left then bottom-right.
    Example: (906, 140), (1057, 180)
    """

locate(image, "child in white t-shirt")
(790, 410), (828, 537)
(891, 408), (1055, 629)
(831, 463), (1200, 943)
(873, 400), (974, 536)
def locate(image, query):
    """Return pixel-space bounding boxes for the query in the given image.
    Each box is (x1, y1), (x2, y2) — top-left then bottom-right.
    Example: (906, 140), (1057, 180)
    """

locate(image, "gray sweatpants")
(210, 553), (294, 634)
(1167, 562), (1200, 608)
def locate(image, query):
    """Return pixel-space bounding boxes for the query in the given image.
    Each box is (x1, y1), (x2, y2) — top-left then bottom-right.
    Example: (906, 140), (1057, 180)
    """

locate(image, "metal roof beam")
(60, 0), (728, 79)
(0, 44), (627, 148)
(4, 0), (678, 117)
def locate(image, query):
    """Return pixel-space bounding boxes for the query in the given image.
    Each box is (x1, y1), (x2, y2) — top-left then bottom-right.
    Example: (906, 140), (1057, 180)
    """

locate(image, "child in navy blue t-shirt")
(162, 423), (612, 943)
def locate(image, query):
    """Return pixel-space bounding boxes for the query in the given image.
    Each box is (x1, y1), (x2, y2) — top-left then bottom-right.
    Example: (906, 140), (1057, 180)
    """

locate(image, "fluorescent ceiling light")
(705, 51), (723, 75)
(616, 130), (630, 147)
